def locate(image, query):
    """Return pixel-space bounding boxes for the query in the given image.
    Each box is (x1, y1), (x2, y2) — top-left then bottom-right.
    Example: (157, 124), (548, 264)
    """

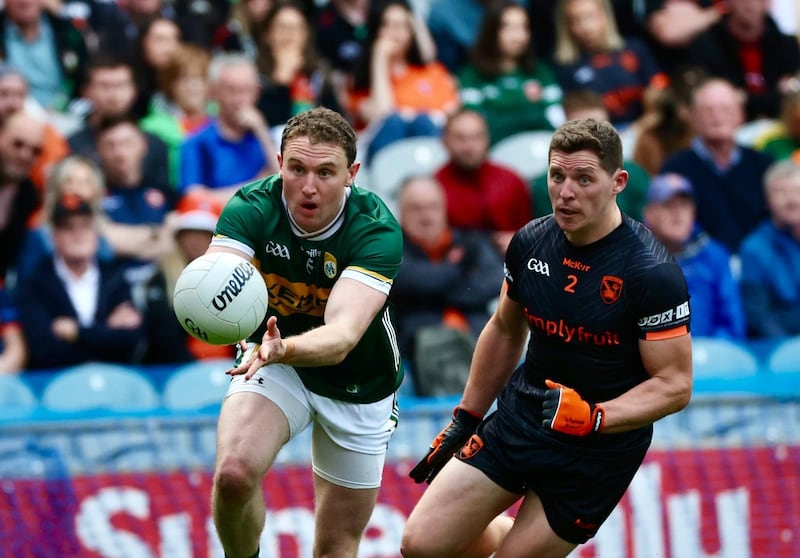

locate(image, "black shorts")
(456, 389), (651, 544)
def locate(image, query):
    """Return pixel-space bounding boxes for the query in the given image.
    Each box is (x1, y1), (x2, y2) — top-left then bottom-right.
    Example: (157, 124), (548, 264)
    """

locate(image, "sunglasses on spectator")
(11, 138), (43, 157)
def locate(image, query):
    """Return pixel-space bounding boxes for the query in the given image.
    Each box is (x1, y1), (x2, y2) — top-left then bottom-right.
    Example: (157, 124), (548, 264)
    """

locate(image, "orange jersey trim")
(644, 325), (689, 341)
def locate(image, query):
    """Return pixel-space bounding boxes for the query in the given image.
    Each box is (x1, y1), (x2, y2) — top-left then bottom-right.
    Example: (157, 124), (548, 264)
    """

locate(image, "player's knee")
(401, 523), (441, 558)
(213, 456), (261, 501)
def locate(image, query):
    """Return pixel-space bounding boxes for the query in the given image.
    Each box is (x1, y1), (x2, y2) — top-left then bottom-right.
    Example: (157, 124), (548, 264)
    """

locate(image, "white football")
(173, 252), (269, 345)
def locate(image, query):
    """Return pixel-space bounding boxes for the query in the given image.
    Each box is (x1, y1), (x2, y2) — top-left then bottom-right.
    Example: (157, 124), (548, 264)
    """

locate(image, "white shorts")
(226, 363), (398, 489)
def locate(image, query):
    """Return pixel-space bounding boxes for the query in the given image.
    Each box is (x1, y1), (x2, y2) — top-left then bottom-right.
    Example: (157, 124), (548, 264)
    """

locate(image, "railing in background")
(1, 335), (799, 557)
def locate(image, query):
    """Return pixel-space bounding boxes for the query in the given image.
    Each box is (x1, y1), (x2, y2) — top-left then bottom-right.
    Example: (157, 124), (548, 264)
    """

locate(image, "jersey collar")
(283, 187), (350, 241)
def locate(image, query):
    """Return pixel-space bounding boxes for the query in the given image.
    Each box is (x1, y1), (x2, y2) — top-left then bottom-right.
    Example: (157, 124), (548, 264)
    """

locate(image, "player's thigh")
(405, 458), (520, 544)
(215, 391), (289, 474)
(495, 492), (576, 558)
(217, 364), (314, 472)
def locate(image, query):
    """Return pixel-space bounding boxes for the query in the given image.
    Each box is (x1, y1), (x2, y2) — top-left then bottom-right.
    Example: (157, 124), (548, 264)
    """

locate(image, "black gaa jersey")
(505, 214), (690, 405)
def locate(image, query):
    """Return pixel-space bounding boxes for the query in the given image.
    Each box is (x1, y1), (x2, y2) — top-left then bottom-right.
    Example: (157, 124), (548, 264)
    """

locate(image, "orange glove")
(541, 379), (605, 436)
(408, 407), (482, 483)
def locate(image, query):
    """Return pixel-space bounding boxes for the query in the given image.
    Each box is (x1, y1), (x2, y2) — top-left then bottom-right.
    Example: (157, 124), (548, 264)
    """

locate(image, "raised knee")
(401, 525), (437, 558)
(213, 457), (260, 501)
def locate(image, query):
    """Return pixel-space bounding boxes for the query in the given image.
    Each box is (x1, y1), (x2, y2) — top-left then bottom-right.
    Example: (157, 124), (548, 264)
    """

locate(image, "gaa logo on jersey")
(323, 252), (338, 278)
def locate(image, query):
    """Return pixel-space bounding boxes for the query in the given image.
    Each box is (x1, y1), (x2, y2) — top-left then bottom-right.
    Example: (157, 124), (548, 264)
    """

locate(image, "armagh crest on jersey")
(212, 175), (404, 403)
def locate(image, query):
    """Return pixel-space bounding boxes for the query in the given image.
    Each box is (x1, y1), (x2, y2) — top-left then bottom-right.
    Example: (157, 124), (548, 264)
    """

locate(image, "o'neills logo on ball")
(212, 262), (256, 311)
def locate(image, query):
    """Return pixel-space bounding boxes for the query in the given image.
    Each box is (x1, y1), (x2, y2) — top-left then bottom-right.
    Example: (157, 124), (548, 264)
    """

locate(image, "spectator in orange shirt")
(0, 63), (68, 207)
(350, 0), (459, 162)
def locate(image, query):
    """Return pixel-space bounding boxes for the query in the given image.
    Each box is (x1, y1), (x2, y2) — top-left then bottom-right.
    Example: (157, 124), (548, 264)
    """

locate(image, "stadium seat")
(162, 359), (231, 410)
(368, 136), (448, 214)
(41, 363), (160, 412)
(692, 337), (759, 379)
(766, 336), (800, 374)
(489, 131), (553, 181)
(690, 338), (765, 397)
(0, 375), (38, 418)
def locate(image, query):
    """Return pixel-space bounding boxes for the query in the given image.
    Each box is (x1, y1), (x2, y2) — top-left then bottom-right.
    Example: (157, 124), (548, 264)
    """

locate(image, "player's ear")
(348, 161), (361, 186)
(612, 169), (629, 194)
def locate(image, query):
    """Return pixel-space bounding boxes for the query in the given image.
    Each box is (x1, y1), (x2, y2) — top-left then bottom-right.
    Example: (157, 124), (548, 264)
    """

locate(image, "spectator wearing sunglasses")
(0, 110), (44, 283)
(0, 63), (69, 212)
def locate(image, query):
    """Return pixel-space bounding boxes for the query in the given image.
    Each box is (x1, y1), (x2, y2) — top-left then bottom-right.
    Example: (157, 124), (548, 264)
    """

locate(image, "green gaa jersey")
(212, 175), (404, 403)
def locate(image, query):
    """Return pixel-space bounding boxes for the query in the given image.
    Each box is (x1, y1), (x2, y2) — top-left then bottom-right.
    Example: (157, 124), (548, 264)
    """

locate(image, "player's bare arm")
(460, 281), (529, 416)
(266, 276), (386, 367)
(228, 275), (388, 379)
(597, 334), (693, 434)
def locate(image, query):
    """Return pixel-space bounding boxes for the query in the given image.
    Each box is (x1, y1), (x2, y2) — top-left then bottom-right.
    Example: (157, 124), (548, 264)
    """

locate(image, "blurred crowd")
(0, 0), (798, 396)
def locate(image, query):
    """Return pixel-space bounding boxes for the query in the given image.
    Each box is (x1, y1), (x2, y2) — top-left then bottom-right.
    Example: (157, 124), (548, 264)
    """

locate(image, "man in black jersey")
(402, 118), (693, 558)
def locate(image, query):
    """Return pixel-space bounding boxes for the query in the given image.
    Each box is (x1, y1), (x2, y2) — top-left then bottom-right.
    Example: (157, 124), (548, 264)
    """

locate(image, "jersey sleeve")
(502, 227), (528, 302)
(340, 215), (403, 295)
(634, 262), (691, 340)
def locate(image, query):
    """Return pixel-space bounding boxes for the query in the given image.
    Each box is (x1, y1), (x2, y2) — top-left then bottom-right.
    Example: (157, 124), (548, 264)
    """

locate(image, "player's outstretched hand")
(541, 379), (605, 436)
(409, 407), (482, 484)
(227, 317), (292, 380)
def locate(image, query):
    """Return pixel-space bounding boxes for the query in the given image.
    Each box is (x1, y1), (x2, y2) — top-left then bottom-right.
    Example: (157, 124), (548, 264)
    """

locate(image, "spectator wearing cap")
(739, 160), (800, 338)
(17, 193), (146, 370)
(0, 110), (44, 284)
(16, 155), (118, 285)
(142, 191), (234, 363)
(643, 172), (746, 340)
(17, 154), (181, 287)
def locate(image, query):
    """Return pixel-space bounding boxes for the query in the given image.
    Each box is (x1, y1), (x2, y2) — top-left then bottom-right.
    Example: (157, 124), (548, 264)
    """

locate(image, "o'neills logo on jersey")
(212, 262), (256, 311)
(526, 310), (620, 346)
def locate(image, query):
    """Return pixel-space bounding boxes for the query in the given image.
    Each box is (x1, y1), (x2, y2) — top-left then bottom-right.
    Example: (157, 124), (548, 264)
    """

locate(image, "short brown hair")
(562, 89), (606, 117)
(281, 107), (357, 166)
(549, 118), (622, 175)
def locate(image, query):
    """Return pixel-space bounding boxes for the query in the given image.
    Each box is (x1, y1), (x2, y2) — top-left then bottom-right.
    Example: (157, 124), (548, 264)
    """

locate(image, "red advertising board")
(1, 446), (798, 557)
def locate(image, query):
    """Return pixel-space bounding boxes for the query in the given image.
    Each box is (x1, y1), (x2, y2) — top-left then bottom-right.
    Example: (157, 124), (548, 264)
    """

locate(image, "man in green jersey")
(205, 107), (403, 558)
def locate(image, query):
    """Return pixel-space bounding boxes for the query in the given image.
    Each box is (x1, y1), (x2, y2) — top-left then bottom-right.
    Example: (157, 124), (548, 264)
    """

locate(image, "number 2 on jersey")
(564, 274), (578, 294)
